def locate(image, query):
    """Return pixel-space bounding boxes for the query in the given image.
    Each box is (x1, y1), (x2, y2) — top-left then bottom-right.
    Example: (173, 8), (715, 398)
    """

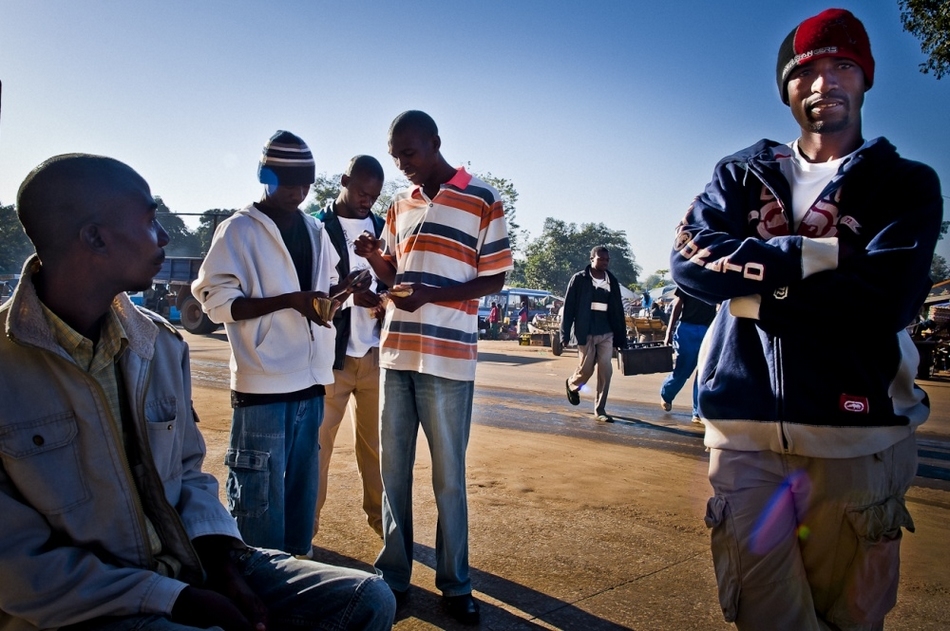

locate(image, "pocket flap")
(224, 448), (269, 471)
(846, 496), (916, 540)
(0, 414), (78, 459)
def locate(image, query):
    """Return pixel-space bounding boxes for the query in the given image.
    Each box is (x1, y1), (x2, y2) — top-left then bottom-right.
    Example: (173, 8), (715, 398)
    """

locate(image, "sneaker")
(595, 414), (612, 423)
(661, 400), (672, 412)
(565, 379), (580, 406)
(692, 416), (704, 425)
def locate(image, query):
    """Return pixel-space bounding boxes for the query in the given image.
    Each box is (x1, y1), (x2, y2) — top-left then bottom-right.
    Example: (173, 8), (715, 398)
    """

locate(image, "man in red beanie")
(670, 9), (943, 630)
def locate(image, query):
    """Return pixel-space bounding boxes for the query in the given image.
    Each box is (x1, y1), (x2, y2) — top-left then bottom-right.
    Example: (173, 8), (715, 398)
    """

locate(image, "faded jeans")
(660, 321), (708, 417)
(375, 369), (475, 596)
(59, 548), (396, 631)
(225, 397), (322, 556)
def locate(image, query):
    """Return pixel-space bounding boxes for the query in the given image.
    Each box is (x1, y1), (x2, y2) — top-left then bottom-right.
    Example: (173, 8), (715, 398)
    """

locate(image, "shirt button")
(32, 435), (44, 446)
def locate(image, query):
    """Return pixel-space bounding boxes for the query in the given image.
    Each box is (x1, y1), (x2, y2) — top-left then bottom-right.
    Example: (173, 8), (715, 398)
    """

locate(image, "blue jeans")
(375, 369), (474, 596)
(660, 321), (708, 417)
(225, 397), (322, 556)
(60, 549), (396, 631)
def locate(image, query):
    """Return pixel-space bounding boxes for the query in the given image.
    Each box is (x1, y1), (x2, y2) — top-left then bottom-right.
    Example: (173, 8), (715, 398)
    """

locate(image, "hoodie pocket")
(0, 413), (89, 514)
(705, 494), (741, 622)
(827, 496), (915, 627)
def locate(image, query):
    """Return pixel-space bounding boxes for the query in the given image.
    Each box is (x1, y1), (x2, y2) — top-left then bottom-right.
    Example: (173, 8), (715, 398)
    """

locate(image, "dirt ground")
(190, 356), (950, 631)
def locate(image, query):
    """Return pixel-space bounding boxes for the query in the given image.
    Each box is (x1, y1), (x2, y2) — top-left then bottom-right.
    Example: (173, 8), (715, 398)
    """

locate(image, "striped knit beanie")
(776, 8), (874, 105)
(258, 130), (316, 187)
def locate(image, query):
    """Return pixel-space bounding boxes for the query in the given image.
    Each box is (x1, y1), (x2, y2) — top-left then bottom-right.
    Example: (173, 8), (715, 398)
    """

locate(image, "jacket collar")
(5, 255), (159, 361)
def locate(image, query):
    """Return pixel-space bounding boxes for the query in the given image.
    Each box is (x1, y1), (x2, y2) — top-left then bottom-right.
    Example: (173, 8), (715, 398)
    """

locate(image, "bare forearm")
(230, 294), (301, 321)
(429, 273), (505, 302)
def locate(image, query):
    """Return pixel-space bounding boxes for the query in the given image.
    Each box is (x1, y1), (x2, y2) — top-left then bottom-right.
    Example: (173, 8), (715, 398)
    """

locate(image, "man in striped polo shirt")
(355, 110), (513, 624)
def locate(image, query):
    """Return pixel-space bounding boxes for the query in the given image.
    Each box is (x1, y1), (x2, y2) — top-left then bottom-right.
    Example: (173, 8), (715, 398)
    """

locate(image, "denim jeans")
(374, 369), (475, 596)
(225, 397), (323, 556)
(59, 548), (396, 631)
(660, 321), (708, 417)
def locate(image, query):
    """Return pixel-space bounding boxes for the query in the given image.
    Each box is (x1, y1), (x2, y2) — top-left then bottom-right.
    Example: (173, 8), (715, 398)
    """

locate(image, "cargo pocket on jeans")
(705, 495), (741, 623)
(224, 448), (270, 518)
(828, 496), (915, 627)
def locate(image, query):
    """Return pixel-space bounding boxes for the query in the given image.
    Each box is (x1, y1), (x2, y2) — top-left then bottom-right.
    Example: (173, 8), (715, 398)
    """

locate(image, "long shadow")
(310, 544), (628, 630)
(477, 351), (552, 366)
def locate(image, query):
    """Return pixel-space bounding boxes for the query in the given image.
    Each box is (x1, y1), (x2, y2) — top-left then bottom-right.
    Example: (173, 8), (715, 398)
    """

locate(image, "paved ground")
(186, 334), (950, 630)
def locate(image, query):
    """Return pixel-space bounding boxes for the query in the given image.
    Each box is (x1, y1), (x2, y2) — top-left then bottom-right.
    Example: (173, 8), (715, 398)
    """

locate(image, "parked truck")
(152, 257), (219, 335)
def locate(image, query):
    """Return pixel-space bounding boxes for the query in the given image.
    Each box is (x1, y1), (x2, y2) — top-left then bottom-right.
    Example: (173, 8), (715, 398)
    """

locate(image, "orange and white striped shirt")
(380, 168), (513, 381)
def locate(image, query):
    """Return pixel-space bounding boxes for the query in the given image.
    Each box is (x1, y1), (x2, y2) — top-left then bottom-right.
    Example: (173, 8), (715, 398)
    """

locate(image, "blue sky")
(2, 0), (948, 280)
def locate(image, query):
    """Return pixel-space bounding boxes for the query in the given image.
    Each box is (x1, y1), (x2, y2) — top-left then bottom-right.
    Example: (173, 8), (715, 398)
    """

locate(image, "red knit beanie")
(776, 8), (874, 104)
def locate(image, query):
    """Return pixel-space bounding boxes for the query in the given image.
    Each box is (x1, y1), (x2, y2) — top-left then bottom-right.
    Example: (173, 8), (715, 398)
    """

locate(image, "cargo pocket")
(224, 448), (270, 518)
(827, 496), (914, 627)
(705, 495), (741, 623)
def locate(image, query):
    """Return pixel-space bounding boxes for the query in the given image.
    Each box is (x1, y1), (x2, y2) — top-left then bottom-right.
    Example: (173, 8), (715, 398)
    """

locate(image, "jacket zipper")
(773, 336), (790, 452)
(27, 344), (156, 565)
(132, 360), (205, 580)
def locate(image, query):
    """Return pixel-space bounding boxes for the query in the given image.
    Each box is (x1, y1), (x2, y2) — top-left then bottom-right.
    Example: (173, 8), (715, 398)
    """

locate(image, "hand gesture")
(353, 231), (381, 258)
(172, 585), (266, 631)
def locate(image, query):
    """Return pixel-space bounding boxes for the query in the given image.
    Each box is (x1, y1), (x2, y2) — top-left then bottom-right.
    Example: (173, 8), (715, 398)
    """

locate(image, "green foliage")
(0, 203), (35, 273)
(521, 218), (641, 294)
(474, 171), (523, 252)
(932, 253), (950, 282)
(899, 0), (950, 79)
(155, 197), (202, 257)
(640, 269), (672, 290)
(305, 173), (342, 214)
(197, 209), (238, 254)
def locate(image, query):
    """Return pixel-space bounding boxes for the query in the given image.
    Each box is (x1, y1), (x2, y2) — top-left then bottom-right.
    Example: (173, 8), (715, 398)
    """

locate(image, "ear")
(340, 174), (350, 188)
(79, 223), (108, 255)
(432, 134), (442, 153)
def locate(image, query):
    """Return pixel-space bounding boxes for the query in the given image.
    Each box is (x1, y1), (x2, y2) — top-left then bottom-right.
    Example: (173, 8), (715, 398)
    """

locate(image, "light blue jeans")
(375, 369), (475, 596)
(60, 548), (396, 631)
(660, 321), (708, 417)
(225, 397), (322, 556)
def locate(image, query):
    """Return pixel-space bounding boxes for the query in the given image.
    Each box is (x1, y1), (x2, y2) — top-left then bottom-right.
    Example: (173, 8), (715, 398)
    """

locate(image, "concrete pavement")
(186, 335), (950, 630)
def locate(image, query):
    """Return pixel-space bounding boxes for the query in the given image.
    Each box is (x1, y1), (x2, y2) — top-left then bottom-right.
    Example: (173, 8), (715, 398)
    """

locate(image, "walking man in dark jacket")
(561, 246), (627, 422)
(670, 9), (942, 629)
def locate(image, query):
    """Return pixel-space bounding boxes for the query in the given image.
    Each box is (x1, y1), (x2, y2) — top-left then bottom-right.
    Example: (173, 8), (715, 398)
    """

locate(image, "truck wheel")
(179, 295), (218, 335)
(551, 336), (563, 356)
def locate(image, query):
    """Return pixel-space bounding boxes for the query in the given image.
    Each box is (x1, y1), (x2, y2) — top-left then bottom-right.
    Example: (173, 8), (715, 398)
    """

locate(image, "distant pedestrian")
(671, 9), (942, 629)
(561, 246), (627, 422)
(488, 301), (501, 339)
(659, 287), (717, 423)
(517, 298), (529, 334)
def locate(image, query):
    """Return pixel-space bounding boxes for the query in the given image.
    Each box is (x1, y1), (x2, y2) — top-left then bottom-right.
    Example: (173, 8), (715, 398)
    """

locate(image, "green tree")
(639, 269), (672, 291)
(899, 0), (950, 79)
(196, 209), (238, 254)
(473, 171), (523, 253)
(932, 254), (950, 282)
(155, 197), (202, 257)
(521, 218), (640, 294)
(0, 203), (35, 273)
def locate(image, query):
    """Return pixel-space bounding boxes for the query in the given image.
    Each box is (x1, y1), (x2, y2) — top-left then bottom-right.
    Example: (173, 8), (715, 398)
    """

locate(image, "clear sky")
(2, 0), (948, 280)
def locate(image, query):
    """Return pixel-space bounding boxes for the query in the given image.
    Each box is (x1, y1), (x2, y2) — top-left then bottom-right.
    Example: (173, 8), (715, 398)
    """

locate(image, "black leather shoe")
(565, 379), (580, 406)
(442, 593), (481, 625)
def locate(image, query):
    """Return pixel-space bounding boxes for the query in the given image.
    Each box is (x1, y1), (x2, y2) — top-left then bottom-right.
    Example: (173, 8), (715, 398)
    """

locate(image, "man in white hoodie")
(193, 131), (358, 557)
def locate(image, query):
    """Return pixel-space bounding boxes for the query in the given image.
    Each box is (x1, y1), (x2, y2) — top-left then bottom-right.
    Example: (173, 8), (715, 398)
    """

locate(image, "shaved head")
(389, 110), (438, 141)
(17, 154), (148, 260)
(344, 155), (385, 182)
